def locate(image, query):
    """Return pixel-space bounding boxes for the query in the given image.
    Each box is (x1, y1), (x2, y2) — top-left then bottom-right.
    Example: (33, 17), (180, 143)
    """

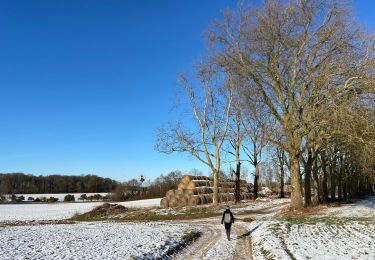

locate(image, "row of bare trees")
(156, 0), (375, 209)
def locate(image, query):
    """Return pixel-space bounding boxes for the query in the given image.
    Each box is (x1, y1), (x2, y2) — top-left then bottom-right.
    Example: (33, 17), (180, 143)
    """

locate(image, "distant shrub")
(11, 194), (18, 202)
(47, 197), (59, 203)
(39, 197), (47, 202)
(103, 194), (110, 201)
(33, 197), (40, 202)
(0, 194), (6, 203)
(87, 195), (94, 201)
(18, 195), (25, 201)
(27, 196), (35, 201)
(64, 194), (75, 202)
(79, 194), (87, 201)
(93, 194), (102, 201)
(111, 185), (128, 202)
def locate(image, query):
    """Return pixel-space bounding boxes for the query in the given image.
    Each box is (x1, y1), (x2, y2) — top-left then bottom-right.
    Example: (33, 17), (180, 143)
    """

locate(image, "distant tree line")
(112, 171), (183, 201)
(0, 173), (118, 194)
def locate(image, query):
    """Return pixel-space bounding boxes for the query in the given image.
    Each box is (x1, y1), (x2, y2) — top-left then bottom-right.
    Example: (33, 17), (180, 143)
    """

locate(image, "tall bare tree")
(155, 64), (233, 206)
(207, 0), (375, 209)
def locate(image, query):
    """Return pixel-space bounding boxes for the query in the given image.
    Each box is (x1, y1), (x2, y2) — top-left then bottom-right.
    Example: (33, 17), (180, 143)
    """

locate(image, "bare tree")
(207, 0), (375, 209)
(155, 64), (233, 206)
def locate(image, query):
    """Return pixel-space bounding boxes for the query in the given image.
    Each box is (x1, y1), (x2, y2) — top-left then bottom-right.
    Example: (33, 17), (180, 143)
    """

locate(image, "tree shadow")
(237, 224), (261, 239)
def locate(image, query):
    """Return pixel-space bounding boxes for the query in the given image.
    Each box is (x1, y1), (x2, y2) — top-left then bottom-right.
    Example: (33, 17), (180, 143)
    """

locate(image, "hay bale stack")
(168, 197), (178, 207)
(191, 186), (213, 195)
(219, 193), (235, 203)
(160, 197), (169, 208)
(178, 180), (213, 190)
(198, 194), (212, 204)
(187, 195), (202, 206)
(161, 175), (253, 208)
(181, 175), (211, 183)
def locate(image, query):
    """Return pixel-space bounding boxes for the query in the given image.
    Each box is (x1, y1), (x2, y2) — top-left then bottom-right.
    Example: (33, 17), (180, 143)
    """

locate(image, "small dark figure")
(221, 205), (234, 241)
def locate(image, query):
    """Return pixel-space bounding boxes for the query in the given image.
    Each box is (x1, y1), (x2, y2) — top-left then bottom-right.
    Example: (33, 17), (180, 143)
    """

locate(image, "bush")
(33, 197), (41, 202)
(47, 197), (58, 203)
(93, 194), (103, 201)
(79, 194), (87, 201)
(27, 196), (35, 201)
(64, 194), (75, 202)
(11, 194), (18, 202)
(39, 196), (47, 202)
(18, 195), (25, 201)
(0, 194), (6, 203)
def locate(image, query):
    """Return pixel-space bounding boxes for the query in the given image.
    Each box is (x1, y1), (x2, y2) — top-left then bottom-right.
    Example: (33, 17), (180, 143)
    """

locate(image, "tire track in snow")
(233, 224), (253, 260)
(173, 222), (222, 259)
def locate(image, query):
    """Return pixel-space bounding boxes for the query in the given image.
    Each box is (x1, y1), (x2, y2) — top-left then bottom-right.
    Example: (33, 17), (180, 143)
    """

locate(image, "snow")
(0, 198), (161, 221)
(237, 197), (290, 216)
(250, 220), (375, 260)
(0, 222), (196, 259)
(203, 229), (236, 260)
(322, 196), (375, 217)
(248, 197), (375, 260)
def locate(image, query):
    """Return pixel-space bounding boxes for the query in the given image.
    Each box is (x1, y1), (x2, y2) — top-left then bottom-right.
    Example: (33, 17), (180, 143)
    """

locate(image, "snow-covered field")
(249, 219), (375, 260)
(241, 197), (290, 212)
(0, 222), (197, 259)
(0, 198), (161, 221)
(322, 196), (375, 217)
(1, 196), (374, 259)
(247, 196), (375, 260)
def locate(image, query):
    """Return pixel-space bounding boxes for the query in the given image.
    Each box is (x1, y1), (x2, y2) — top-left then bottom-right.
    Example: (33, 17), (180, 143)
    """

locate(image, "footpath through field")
(174, 196), (375, 260)
(174, 200), (289, 259)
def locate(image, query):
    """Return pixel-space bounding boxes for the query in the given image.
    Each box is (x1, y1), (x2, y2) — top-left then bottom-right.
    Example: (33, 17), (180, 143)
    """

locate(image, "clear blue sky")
(0, 1), (374, 182)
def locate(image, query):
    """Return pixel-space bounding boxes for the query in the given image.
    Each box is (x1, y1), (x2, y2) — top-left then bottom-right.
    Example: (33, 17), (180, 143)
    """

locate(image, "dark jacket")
(221, 209), (234, 226)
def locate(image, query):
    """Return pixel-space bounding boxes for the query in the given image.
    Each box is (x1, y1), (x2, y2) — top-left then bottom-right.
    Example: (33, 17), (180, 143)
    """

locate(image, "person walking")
(221, 205), (234, 241)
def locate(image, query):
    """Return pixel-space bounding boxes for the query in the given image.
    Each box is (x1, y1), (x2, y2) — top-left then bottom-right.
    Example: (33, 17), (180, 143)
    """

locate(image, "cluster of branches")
(112, 170), (185, 201)
(0, 173), (118, 194)
(156, 0), (375, 209)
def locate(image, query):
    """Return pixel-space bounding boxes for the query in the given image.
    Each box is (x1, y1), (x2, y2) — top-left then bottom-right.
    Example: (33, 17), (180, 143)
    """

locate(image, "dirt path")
(173, 222), (222, 259)
(233, 224), (254, 260)
(173, 201), (289, 259)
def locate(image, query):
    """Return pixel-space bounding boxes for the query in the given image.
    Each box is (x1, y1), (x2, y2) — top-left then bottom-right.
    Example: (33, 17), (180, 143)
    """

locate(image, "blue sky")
(0, 1), (374, 182)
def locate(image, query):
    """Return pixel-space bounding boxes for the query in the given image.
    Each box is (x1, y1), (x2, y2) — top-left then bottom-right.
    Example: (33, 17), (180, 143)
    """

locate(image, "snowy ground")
(247, 196), (375, 260)
(249, 219), (375, 260)
(0, 222), (197, 259)
(0, 198), (161, 221)
(240, 197), (290, 212)
(1, 197), (374, 259)
(321, 196), (375, 217)
(175, 196), (375, 259)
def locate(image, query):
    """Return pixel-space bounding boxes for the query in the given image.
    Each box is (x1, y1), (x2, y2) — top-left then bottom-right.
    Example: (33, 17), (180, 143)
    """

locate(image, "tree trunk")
(304, 160), (313, 207)
(290, 155), (303, 209)
(321, 152), (329, 202)
(278, 149), (285, 198)
(213, 170), (219, 206)
(312, 158), (321, 204)
(330, 163), (336, 201)
(234, 161), (241, 204)
(337, 156), (343, 201)
(280, 167), (285, 198)
(343, 182), (348, 202)
(253, 163), (259, 199)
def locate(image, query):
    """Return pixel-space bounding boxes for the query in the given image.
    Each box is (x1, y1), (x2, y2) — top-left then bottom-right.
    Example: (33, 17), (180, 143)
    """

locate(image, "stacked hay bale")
(160, 175), (253, 208)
